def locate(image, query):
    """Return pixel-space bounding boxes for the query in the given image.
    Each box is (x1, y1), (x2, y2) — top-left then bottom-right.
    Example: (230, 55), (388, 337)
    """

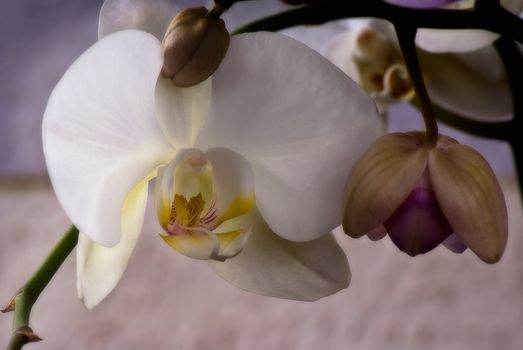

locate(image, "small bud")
(161, 7), (230, 87)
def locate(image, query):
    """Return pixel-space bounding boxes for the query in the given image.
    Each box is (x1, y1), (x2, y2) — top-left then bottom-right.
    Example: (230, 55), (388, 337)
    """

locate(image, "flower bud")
(325, 21), (413, 113)
(343, 132), (507, 263)
(161, 7), (230, 87)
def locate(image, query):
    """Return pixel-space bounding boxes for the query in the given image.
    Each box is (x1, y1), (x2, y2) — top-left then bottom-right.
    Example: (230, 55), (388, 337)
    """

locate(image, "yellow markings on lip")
(169, 193), (206, 228)
(218, 194), (256, 224)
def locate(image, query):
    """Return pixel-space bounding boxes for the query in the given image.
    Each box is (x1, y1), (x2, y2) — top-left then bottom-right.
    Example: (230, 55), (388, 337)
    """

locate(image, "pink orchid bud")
(343, 132), (507, 263)
(385, 0), (459, 9)
(161, 7), (230, 87)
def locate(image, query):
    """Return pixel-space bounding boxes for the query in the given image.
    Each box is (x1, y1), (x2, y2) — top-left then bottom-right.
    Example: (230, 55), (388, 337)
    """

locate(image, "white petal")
(197, 32), (381, 241)
(206, 147), (255, 223)
(416, 29), (499, 53)
(155, 77), (212, 148)
(43, 31), (173, 246)
(419, 47), (512, 120)
(416, 0), (523, 53)
(98, 0), (178, 40)
(77, 176), (150, 309)
(209, 211), (350, 301)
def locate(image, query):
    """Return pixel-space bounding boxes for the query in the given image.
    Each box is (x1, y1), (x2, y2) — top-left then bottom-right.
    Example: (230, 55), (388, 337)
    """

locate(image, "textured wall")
(1, 177), (522, 349)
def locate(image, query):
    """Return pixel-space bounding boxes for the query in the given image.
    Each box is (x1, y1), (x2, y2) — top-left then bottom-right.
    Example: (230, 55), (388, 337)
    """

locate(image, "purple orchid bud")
(385, 0), (459, 9)
(384, 171), (454, 256)
(343, 132), (507, 263)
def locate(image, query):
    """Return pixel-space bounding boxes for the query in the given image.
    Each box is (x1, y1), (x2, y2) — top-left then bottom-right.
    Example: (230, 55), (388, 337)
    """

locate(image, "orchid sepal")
(343, 132), (508, 263)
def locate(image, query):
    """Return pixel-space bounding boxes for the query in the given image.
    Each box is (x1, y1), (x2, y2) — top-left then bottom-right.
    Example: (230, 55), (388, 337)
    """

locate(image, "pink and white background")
(1, 1), (522, 349)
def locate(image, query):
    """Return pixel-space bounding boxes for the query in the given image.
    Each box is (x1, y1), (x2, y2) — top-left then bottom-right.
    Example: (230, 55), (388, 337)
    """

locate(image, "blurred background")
(1, 1), (522, 349)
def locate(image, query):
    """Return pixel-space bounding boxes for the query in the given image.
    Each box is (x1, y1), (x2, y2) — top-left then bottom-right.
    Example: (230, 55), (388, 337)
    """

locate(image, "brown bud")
(161, 7), (230, 87)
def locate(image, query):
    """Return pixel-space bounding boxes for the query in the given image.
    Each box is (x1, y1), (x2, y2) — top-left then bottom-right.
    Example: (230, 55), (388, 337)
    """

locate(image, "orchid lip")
(384, 171), (454, 257)
(156, 148), (256, 261)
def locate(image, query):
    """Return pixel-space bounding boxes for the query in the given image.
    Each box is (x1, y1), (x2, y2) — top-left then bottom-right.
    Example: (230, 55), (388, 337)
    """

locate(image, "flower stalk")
(494, 35), (523, 203)
(395, 24), (438, 147)
(3, 226), (78, 350)
(234, 0), (523, 43)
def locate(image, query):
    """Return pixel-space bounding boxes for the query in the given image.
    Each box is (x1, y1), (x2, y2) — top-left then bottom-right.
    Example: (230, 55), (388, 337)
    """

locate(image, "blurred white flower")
(416, 0), (523, 53)
(323, 18), (512, 120)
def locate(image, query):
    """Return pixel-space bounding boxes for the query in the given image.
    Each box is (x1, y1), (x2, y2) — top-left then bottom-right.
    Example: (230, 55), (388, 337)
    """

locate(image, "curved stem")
(494, 36), (523, 202)
(3, 226), (79, 350)
(410, 100), (513, 140)
(395, 24), (438, 147)
(233, 1), (523, 43)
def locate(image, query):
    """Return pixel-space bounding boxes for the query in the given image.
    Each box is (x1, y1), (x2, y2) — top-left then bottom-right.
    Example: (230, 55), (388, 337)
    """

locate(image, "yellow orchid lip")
(156, 147), (256, 261)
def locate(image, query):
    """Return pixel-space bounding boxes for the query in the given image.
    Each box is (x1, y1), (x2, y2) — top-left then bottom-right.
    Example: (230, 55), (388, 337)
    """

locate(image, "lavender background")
(1, 1), (522, 349)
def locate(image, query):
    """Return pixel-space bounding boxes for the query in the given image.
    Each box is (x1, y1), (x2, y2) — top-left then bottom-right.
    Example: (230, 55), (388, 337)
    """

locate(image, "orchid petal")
(43, 31), (172, 246)
(429, 144), (508, 263)
(419, 47), (512, 119)
(205, 147), (255, 224)
(155, 149), (192, 229)
(386, 0), (458, 8)
(366, 225), (387, 241)
(416, 0), (523, 52)
(343, 132), (428, 238)
(210, 211), (350, 301)
(197, 32), (381, 241)
(98, 0), (178, 40)
(161, 231), (220, 260)
(77, 174), (151, 309)
(416, 29), (499, 53)
(442, 233), (468, 253)
(323, 30), (362, 84)
(155, 77), (212, 148)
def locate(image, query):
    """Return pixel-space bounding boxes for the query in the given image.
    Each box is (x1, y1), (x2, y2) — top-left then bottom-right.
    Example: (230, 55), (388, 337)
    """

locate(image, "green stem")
(4, 226), (79, 350)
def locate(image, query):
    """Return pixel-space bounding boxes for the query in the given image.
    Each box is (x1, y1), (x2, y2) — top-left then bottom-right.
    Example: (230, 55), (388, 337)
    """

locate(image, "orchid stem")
(395, 24), (438, 147)
(494, 36), (523, 202)
(233, 0), (523, 44)
(410, 100), (512, 140)
(3, 226), (78, 350)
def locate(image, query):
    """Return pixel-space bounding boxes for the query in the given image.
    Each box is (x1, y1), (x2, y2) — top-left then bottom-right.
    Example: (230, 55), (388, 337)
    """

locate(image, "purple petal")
(384, 174), (453, 256)
(442, 233), (468, 254)
(366, 226), (387, 241)
(386, 0), (458, 9)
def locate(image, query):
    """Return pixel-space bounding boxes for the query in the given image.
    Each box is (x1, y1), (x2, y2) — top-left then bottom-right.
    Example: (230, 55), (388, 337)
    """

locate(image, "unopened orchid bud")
(343, 132), (507, 263)
(161, 7), (230, 87)
(325, 21), (413, 113)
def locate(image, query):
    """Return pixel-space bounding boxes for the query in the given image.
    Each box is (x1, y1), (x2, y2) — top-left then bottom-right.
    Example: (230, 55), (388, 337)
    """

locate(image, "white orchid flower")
(416, 0), (523, 53)
(323, 18), (512, 120)
(43, 0), (381, 309)
(98, 0), (179, 40)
